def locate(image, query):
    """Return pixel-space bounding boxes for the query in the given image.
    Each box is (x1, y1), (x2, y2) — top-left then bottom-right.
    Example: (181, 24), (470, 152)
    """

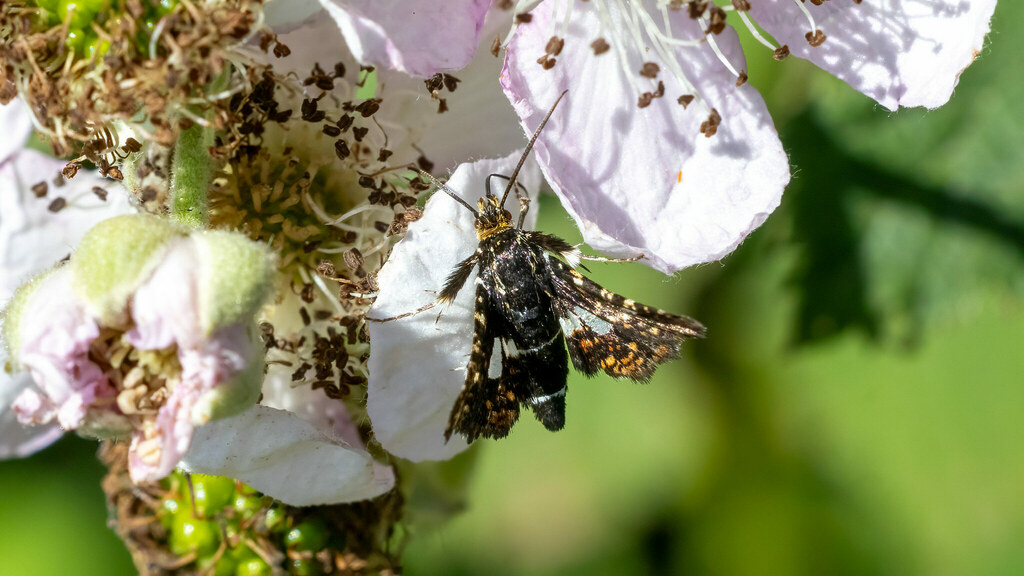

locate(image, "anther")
(639, 62), (660, 79)
(699, 108), (721, 137)
(704, 5), (727, 35)
(805, 30), (827, 47)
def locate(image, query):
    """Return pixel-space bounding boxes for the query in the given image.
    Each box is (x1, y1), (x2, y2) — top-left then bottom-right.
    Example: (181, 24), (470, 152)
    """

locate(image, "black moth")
(386, 91), (705, 443)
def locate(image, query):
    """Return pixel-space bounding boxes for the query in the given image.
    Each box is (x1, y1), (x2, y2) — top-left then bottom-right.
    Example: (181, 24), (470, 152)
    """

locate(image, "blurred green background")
(3, 3), (1023, 575)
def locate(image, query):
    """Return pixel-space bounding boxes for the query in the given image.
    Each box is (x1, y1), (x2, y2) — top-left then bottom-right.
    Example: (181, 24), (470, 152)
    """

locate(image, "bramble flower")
(2, 214), (274, 482)
(367, 151), (542, 461)
(496, 0), (998, 272)
(0, 101), (134, 458)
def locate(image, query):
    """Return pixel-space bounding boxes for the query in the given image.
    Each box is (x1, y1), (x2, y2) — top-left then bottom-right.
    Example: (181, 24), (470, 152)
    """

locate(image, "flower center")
(89, 327), (182, 465)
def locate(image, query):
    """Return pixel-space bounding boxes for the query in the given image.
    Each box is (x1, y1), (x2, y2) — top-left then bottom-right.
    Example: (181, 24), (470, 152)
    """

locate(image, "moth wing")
(445, 285), (526, 442)
(545, 255), (705, 382)
(445, 284), (497, 442)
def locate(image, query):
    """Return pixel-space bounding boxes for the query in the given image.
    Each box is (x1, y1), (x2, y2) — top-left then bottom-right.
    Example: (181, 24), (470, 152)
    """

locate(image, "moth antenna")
(499, 89), (569, 208)
(412, 166), (478, 215)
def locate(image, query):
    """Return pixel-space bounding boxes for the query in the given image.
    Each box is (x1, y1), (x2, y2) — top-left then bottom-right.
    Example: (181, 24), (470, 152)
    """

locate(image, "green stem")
(170, 121), (214, 228)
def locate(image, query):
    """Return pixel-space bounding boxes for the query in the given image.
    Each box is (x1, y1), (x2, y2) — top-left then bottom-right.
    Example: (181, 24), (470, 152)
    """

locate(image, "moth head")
(474, 194), (512, 240)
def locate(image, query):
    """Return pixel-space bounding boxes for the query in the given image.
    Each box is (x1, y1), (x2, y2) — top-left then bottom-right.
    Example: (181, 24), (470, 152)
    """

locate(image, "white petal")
(181, 405), (395, 506)
(262, 0), (324, 31)
(0, 151), (134, 301)
(367, 152), (541, 461)
(502, 1), (789, 273)
(261, 363), (364, 448)
(253, 7), (358, 91)
(320, 0), (492, 77)
(0, 100), (33, 165)
(0, 367), (63, 459)
(748, 0), (998, 110)
(379, 9), (526, 172)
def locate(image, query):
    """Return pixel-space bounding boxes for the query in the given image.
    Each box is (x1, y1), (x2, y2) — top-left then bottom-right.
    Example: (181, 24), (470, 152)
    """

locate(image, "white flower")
(496, 0), (997, 272)
(0, 101), (133, 458)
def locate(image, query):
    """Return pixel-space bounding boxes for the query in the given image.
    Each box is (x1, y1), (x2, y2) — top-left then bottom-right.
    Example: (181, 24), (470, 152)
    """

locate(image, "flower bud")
(2, 215), (276, 482)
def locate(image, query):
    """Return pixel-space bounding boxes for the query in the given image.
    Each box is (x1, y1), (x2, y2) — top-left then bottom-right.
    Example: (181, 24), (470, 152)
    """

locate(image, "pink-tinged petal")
(1, 370), (63, 458)
(0, 100), (33, 166)
(127, 245), (262, 482)
(502, 2), (789, 273)
(128, 323), (260, 482)
(367, 152), (541, 461)
(129, 388), (195, 483)
(125, 239), (202, 351)
(14, 268), (109, 430)
(379, 9), (526, 172)
(748, 0), (997, 110)
(321, 0), (492, 77)
(0, 150), (134, 300)
(181, 405), (395, 506)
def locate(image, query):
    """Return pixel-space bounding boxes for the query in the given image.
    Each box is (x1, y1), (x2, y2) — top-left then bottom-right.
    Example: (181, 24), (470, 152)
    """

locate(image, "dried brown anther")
(640, 62), (660, 79)
(545, 36), (565, 57)
(47, 197), (67, 212)
(591, 38), (610, 55)
(700, 108), (722, 137)
(705, 6), (727, 35)
(806, 29), (827, 47)
(773, 45), (791, 60)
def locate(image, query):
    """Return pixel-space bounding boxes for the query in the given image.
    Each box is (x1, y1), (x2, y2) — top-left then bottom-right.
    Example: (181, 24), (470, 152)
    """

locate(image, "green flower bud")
(195, 230), (276, 335)
(71, 214), (182, 325)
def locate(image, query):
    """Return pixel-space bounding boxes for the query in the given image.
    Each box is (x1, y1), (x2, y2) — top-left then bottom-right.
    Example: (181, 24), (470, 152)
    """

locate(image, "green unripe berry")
(233, 494), (264, 520)
(236, 557), (272, 576)
(188, 474), (237, 517)
(58, 1), (98, 31)
(199, 554), (239, 576)
(160, 497), (180, 529)
(169, 514), (220, 558)
(284, 518), (329, 552)
(264, 506), (287, 533)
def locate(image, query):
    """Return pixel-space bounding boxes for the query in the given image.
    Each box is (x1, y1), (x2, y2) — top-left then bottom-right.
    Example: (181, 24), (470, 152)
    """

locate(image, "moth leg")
(370, 254), (478, 323)
(366, 300), (438, 323)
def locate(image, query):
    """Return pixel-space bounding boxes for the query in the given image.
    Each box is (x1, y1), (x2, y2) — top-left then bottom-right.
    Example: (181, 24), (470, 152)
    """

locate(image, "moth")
(380, 91), (705, 443)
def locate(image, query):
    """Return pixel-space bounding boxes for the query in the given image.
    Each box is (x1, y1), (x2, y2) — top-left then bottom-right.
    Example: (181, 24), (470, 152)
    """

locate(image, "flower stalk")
(170, 122), (214, 228)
